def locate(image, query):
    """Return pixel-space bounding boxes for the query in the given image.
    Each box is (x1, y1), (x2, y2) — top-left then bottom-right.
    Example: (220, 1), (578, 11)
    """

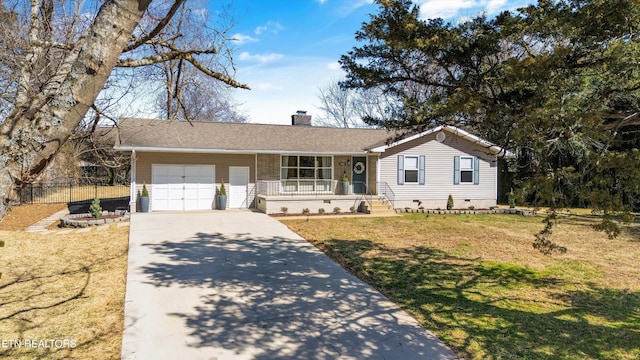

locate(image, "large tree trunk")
(0, 0), (151, 219)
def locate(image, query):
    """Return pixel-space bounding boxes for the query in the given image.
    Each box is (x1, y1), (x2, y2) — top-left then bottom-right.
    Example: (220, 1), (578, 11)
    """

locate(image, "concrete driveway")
(121, 211), (455, 359)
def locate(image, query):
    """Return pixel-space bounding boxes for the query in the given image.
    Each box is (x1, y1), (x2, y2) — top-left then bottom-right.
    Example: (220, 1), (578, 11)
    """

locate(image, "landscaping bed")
(61, 211), (130, 228)
(398, 207), (537, 216)
(270, 211), (360, 217)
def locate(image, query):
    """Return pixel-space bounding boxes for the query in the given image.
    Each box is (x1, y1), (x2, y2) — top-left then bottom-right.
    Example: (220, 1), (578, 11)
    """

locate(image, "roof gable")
(369, 125), (510, 156)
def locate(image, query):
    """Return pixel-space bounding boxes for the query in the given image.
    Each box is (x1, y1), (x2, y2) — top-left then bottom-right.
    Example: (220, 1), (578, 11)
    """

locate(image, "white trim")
(376, 155), (381, 194)
(114, 145), (368, 156)
(130, 149), (137, 210)
(495, 160), (499, 202)
(280, 154), (334, 193)
(403, 155), (420, 184)
(369, 125), (512, 156)
(458, 156), (474, 184)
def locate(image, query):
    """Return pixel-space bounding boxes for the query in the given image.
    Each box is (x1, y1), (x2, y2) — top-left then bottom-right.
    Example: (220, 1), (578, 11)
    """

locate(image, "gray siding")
(137, 152), (255, 184)
(378, 132), (498, 207)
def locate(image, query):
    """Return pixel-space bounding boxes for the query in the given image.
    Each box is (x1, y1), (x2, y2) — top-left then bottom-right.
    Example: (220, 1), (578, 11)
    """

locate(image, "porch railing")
(378, 182), (395, 208)
(257, 180), (337, 196)
(247, 184), (257, 208)
(352, 181), (373, 213)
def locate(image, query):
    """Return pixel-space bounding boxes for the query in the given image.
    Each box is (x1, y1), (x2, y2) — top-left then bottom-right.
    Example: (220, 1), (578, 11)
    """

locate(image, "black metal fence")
(18, 183), (130, 205)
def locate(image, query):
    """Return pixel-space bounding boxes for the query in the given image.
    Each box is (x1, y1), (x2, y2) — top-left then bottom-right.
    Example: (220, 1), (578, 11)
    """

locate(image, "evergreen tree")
(341, 0), (640, 252)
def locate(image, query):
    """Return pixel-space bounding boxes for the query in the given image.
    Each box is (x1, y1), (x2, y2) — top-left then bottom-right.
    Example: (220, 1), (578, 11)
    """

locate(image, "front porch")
(254, 180), (375, 214)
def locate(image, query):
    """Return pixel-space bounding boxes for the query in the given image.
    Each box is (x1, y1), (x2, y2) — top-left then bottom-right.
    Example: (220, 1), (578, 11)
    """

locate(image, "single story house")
(114, 114), (509, 214)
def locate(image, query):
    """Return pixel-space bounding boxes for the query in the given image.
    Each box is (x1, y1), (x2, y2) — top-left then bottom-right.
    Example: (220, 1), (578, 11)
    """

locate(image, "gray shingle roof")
(115, 118), (396, 154)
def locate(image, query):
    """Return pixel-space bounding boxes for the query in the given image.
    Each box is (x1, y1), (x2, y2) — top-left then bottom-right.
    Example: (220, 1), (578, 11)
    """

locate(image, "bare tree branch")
(124, 0), (186, 52)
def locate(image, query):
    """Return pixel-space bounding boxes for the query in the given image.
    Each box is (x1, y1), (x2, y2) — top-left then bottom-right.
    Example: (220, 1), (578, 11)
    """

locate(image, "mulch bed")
(270, 212), (361, 217)
(0, 203), (68, 231)
(73, 215), (123, 221)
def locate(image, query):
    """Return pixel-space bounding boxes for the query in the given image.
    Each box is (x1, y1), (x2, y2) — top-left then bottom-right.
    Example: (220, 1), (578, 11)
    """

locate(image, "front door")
(352, 157), (367, 194)
(229, 166), (250, 208)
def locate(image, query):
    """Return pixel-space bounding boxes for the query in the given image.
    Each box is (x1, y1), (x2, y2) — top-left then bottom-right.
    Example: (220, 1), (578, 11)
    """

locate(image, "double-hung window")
(281, 155), (332, 192)
(454, 156), (479, 185)
(404, 156), (419, 183)
(397, 155), (425, 185)
(459, 157), (474, 183)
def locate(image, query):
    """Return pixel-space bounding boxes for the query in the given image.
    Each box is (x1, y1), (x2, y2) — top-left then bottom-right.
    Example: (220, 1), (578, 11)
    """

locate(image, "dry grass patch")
(283, 213), (640, 359)
(0, 226), (128, 359)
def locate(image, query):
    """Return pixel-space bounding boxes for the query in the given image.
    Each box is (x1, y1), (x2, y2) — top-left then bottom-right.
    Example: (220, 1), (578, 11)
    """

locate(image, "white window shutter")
(397, 155), (404, 185)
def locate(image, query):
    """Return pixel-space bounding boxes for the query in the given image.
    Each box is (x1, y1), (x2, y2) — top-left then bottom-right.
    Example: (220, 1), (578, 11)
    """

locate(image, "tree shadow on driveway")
(138, 231), (454, 360)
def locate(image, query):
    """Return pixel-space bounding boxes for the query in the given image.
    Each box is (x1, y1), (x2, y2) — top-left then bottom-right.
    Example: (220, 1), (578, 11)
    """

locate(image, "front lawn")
(283, 213), (640, 359)
(0, 225), (128, 359)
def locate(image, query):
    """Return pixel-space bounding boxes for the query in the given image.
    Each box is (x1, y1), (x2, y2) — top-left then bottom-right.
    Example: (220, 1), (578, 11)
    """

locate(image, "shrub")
(90, 196), (103, 218)
(333, 207), (341, 214)
(350, 206), (357, 213)
(219, 180), (227, 195)
(508, 189), (516, 208)
(141, 182), (149, 197)
(302, 208), (310, 215)
(447, 194), (454, 210)
(468, 205), (475, 210)
(280, 206), (288, 214)
(318, 208), (325, 214)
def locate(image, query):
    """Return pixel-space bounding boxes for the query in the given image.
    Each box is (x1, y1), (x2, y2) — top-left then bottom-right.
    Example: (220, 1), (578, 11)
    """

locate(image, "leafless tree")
(0, 0), (249, 219)
(315, 78), (396, 128)
(152, 1), (247, 122)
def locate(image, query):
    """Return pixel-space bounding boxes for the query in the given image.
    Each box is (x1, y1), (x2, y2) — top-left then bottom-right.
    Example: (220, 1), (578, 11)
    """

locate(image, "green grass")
(284, 213), (640, 359)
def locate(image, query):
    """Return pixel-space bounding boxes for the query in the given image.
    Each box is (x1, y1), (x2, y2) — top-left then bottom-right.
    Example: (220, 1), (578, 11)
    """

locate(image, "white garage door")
(152, 165), (215, 211)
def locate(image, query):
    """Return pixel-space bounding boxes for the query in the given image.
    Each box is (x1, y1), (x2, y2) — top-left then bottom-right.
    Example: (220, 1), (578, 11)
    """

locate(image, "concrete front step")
(368, 200), (397, 215)
(370, 210), (398, 216)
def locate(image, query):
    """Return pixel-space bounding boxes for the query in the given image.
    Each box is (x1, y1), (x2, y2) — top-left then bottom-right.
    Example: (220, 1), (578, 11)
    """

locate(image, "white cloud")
(415, 0), (521, 20)
(254, 82), (284, 91)
(417, 0), (477, 19)
(191, 8), (208, 21)
(487, 0), (508, 13)
(254, 21), (285, 35)
(238, 52), (284, 63)
(326, 61), (341, 70)
(336, 0), (374, 16)
(316, 0), (327, 4)
(231, 33), (258, 45)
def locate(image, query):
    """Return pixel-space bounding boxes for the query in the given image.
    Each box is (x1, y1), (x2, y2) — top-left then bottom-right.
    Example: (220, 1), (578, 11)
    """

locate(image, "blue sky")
(216, 0), (535, 125)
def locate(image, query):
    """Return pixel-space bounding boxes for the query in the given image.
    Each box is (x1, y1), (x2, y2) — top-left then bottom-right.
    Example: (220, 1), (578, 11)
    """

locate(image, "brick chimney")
(291, 110), (312, 126)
